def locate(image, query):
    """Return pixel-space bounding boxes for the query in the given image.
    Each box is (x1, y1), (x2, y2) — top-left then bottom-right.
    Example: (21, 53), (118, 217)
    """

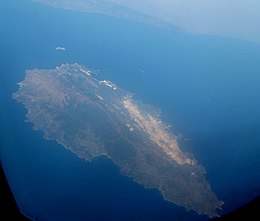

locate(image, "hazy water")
(0, 0), (260, 220)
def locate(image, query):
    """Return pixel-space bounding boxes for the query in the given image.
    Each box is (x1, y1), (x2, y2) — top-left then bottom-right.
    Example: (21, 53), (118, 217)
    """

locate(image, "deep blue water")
(1, 0), (260, 220)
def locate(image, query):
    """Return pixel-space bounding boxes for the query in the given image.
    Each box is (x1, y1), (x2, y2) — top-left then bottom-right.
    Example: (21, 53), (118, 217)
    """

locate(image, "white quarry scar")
(123, 97), (195, 165)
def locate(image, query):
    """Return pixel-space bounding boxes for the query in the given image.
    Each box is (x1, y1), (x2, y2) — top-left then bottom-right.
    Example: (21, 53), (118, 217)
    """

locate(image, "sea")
(0, 0), (260, 220)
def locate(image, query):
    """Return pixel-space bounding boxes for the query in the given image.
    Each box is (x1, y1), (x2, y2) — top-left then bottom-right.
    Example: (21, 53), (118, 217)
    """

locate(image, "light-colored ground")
(123, 97), (195, 165)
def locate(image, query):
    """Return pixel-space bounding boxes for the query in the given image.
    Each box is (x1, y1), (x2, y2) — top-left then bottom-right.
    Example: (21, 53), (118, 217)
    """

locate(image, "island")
(55, 46), (66, 51)
(13, 63), (223, 217)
